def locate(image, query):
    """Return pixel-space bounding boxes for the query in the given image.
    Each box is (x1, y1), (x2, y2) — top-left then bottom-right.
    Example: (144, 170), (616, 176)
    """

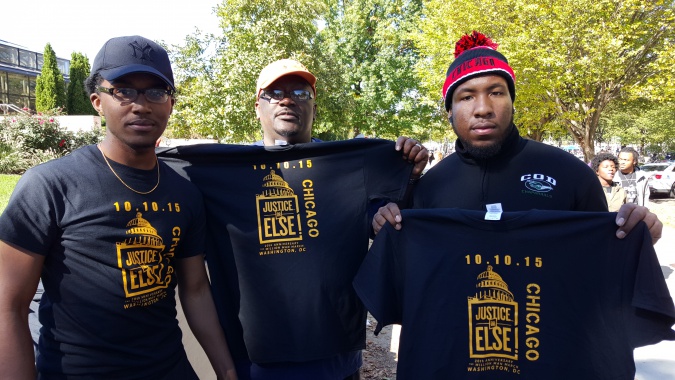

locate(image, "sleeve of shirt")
(628, 224), (675, 347)
(353, 223), (403, 334)
(363, 139), (413, 204)
(0, 167), (61, 256)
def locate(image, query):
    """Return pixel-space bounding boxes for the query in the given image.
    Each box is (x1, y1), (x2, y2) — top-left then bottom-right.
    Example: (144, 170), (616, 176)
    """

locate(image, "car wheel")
(670, 183), (675, 198)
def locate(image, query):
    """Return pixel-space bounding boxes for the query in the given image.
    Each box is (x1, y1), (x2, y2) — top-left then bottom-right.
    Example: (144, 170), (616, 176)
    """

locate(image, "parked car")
(641, 162), (675, 198)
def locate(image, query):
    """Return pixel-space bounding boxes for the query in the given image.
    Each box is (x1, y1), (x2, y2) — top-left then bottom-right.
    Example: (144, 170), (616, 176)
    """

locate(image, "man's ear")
(90, 93), (103, 115)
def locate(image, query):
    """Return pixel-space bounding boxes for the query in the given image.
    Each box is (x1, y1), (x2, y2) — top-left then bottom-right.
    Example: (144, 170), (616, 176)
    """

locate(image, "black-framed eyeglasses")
(97, 86), (174, 104)
(260, 89), (314, 102)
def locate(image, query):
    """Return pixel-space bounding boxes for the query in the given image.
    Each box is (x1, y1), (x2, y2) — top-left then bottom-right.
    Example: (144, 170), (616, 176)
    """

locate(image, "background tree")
(414, 0), (675, 160)
(35, 43), (66, 113)
(169, 0), (435, 142)
(318, 0), (434, 140)
(601, 99), (675, 158)
(66, 52), (95, 115)
(169, 0), (324, 142)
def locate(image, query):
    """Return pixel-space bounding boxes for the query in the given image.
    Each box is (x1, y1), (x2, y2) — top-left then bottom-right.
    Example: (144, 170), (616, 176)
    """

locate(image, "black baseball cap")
(92, 35), (175, 91)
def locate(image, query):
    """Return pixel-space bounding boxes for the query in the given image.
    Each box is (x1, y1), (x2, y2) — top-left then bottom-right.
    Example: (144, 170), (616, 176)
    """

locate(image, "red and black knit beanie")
(442, 31), (516, 111)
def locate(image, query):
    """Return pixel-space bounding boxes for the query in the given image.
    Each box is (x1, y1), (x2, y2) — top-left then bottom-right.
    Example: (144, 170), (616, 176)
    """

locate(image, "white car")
(642, 162), (675, 198)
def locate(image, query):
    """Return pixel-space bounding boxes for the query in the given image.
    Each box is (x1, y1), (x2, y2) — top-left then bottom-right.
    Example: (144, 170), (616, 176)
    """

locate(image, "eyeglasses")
(260, 89), (314, 102)
(97, 86), (174, 104)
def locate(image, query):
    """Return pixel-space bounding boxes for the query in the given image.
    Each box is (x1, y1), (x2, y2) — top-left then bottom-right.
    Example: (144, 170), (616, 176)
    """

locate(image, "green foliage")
(600, 99), (675, 156)
(67, 52), (95, 115)
(0, 174), (21, 214)
(318, 0), (435, 141)
(168, 0), (434, 142)
(35, 43), (67, 113)
(166, 0), (675, 152)
(0, 113), (103, 174)
(168, 0), (325, 142)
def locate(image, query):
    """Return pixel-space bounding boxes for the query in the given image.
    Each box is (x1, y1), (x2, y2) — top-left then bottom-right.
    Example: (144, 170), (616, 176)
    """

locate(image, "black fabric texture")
(354, 209), (675, 379)
(158, 138), (413, 363)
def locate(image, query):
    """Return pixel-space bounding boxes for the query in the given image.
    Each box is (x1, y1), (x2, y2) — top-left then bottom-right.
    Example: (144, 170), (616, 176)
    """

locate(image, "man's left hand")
(395, 136), (428, 178)
(615, 203), (663, 245)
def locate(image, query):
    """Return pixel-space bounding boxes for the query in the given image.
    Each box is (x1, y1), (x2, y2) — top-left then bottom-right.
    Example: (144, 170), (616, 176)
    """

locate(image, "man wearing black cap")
(373, 31), (662, 242)
(0, 36), (236, 379)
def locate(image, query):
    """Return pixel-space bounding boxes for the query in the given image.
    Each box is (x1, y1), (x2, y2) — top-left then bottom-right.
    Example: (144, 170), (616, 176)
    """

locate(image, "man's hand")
(615, 203), (663, 245)
(395, 136), (428, 177)
(373, 202), (403, 235)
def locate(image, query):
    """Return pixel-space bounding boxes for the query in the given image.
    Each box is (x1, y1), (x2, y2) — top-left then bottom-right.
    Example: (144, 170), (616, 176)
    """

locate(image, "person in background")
(615, 147), (647, 205)
(0, 35), (237, 379)
(592, 152), (627, 212)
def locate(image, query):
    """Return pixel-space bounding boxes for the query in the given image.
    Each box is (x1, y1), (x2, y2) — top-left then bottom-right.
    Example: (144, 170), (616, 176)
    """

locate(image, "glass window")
(57, 58), (70, 75)
(19, 50), (37, 70)
(0, 72), (7, 93)
(8, 94), (30, 109)
(0, 45), (19, 66)
(7, 73), (29, 96)
(37, 54), (43, 71)
(29, 77), (36, 96)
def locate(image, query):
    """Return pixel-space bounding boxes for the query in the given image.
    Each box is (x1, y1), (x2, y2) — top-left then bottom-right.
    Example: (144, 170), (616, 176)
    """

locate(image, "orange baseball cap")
(256, 59), (317, 98)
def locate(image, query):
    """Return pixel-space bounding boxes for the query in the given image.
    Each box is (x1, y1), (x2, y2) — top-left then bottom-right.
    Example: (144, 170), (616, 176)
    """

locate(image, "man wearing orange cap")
(253, 59), (319, 147)
(217, 58), (428, 379)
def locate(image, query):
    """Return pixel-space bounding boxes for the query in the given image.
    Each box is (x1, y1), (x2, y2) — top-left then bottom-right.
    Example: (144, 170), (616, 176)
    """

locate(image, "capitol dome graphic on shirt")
(260, 170), (296, 197)
(473, 265), (514, 302)
(124, 212), (164, 247)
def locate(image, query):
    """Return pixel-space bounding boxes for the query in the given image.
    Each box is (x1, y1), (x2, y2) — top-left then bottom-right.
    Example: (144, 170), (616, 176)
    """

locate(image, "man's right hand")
(372, 202), (403, 235)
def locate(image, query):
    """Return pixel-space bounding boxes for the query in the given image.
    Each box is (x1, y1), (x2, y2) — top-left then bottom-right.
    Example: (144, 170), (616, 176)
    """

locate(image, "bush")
(0, 112), (103, 174)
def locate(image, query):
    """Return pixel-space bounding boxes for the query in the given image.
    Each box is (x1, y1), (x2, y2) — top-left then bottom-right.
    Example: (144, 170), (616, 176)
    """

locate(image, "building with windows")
(0, 39), (70, 113)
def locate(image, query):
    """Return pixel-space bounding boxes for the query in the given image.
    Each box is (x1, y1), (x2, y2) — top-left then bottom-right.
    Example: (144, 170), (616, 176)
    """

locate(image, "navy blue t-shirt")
(354, 209), (675, 379)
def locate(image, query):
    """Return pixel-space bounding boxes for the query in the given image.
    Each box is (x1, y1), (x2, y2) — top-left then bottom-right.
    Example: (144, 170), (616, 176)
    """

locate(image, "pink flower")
(58, 139), (66, 147)
(49, 118), (54, 122)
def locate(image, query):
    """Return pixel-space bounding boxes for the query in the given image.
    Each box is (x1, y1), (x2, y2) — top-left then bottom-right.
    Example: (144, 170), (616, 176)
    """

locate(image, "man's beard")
(459, 138), (504, 160)
(451, 117), (513, 160)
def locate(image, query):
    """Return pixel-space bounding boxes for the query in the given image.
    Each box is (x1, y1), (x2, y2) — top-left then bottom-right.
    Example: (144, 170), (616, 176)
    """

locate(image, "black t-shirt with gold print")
(159, 139), (413, 364)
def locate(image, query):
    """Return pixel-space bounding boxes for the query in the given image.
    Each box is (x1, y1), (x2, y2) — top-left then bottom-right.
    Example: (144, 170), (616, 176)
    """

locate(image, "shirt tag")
(485, 203), (503, 220)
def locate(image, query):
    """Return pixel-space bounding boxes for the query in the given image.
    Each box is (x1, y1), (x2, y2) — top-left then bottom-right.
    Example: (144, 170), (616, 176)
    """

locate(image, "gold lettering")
(125, 250), (158, 266)
(261, 200), (295, 213)
(262, 216), (297, 237)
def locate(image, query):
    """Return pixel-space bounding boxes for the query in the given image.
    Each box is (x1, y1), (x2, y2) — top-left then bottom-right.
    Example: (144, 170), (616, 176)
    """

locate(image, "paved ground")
(634, 225), (675, 380)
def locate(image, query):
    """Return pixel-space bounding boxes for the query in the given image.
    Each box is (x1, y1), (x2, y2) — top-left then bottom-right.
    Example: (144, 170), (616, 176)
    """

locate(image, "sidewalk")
(634, 226), (675, 380)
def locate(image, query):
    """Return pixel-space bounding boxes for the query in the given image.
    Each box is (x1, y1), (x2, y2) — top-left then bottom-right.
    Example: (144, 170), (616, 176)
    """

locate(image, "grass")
(0, 174), (20, 213)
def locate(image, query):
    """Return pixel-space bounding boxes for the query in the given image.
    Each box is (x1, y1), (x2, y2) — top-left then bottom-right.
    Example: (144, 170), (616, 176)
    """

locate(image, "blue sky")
(1, 0), (221, 60)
